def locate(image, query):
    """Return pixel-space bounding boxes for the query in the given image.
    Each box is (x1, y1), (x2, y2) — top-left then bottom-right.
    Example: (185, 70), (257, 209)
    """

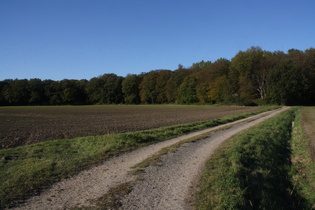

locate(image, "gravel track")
(13, 107), (288, 210)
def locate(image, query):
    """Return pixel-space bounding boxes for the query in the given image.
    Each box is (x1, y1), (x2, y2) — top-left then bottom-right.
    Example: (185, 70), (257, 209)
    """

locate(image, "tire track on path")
(13, 107), (289, 210)
(120, 107), (289, 209)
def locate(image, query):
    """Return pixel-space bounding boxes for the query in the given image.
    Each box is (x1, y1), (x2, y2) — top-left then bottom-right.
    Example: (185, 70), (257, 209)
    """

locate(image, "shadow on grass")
(195, 108), (312, 210)
(233, 110), (310, 209)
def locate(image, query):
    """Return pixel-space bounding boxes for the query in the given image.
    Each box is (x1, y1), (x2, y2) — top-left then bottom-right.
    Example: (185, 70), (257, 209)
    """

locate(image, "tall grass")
(0, 107), (276, 208)
(290, 108), (315, 208)
(195, 108), (312, 209)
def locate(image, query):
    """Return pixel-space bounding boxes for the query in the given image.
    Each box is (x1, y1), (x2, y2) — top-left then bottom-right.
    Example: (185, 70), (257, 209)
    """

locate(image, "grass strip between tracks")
(194, 107), (315, 209)
(0, 106), (277, 208)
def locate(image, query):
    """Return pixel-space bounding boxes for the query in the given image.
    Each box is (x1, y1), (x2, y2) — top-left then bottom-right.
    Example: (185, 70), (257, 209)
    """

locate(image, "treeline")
(1, 46), (315, 106)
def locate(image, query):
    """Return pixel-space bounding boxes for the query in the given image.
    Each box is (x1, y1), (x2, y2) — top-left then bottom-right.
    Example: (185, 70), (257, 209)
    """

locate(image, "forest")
(1, 46), (315, 106)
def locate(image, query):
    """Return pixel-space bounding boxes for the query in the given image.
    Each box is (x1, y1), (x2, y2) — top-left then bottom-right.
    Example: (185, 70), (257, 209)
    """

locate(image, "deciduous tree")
(178, 75), (197, 104)
(155, 70), (172, 103)
(122, 74), (143, 104)
(139, 71), (158, 104)
(2, 79), (30, 105)
(165, 68), (192, 103)
(267, 60), (310, 105)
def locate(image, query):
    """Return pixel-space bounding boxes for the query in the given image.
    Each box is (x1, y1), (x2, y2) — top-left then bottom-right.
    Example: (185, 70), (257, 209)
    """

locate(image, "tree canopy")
(1, 47), (314, 106)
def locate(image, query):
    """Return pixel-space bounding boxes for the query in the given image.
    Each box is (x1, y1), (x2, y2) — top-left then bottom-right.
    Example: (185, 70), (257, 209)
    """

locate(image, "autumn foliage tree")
(165, 68), (192, 103)
(1, 46), (314, 106)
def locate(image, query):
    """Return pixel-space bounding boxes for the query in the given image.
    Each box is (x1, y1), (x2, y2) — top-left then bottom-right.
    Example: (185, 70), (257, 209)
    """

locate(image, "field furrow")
(0, 105), (265, 149)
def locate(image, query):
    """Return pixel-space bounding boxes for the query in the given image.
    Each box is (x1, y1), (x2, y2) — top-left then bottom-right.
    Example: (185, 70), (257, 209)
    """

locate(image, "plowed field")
(0, 105), (264, 149)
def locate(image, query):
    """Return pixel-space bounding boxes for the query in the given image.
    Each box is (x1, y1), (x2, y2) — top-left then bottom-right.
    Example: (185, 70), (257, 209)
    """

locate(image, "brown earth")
(0, 105), (264, 149)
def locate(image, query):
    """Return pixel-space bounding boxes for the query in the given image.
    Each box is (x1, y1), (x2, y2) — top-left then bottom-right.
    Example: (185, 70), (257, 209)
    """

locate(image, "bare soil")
(12, 107), (288, 210)
(0, 105), (264, 149)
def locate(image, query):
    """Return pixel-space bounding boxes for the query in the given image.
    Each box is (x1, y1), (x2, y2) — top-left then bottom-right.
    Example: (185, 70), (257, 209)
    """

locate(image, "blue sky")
(1, 0), (314, 81)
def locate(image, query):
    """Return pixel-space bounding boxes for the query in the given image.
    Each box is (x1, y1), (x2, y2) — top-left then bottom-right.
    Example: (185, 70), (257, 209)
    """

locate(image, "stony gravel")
(12, 107), (288, 210)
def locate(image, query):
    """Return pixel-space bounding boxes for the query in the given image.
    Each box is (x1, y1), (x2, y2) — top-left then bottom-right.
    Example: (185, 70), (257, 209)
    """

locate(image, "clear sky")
(1, 0), (314, 81)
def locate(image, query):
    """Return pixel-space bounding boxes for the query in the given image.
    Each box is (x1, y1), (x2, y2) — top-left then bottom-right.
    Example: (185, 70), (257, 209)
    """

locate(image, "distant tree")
(194, 70), (211, 103)
(86, 77), (102, 104)
(177, 64), (184, 70)
(63, 87), (77, 104)
(230, 46), (266, 103)
(2, 79), (30, 105)
(191, 60), (212, 72)
(139, 71), (158, 104)
(59, 79), (87, 105)
(304, 48), (315, 104)
(287, 49), (305, 68)
(266, 60), (310, 105)
(178, 75), (197, 104)
(155, 70), (172, 103)
(103, 74), (124, 104)
(76, 79), (88, 104)
(211, 58), (230, 76)
(201, 59), (231, 104)
(207, 76), (229, 103)
(0, 80), (12, 105)
(46, 81), (63, 105)
(28, 78), (46, 105)
(138, 69), (172, 104)
(165, 68), (192, 103)
(122, 74), (143, 104)
(86, 74), (123, 104)
(194, 58), (231, 103)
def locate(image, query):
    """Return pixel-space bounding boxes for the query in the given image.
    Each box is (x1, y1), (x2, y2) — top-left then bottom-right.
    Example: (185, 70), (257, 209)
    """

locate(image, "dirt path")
(13, 107), (289, 210)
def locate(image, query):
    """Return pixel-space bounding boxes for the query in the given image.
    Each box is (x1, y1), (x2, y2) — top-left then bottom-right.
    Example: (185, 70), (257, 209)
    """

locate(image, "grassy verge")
(0, 107), (277, 208)
(301, 107), (315, 161)
(194, 108), (314, 209)
(290, 108), (315, 208)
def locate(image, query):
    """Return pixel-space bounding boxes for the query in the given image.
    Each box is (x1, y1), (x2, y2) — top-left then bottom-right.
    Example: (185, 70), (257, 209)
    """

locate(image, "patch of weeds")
(94, 181), (134, 209)
(71, 181), (134, 210)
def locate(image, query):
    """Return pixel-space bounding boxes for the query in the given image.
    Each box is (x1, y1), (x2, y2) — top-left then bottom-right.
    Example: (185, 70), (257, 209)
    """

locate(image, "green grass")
(301, 107), (315, 160)
(0, 106), (277, 208)
(290, 107), (315, 208)
(194, 108), (314, 209)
